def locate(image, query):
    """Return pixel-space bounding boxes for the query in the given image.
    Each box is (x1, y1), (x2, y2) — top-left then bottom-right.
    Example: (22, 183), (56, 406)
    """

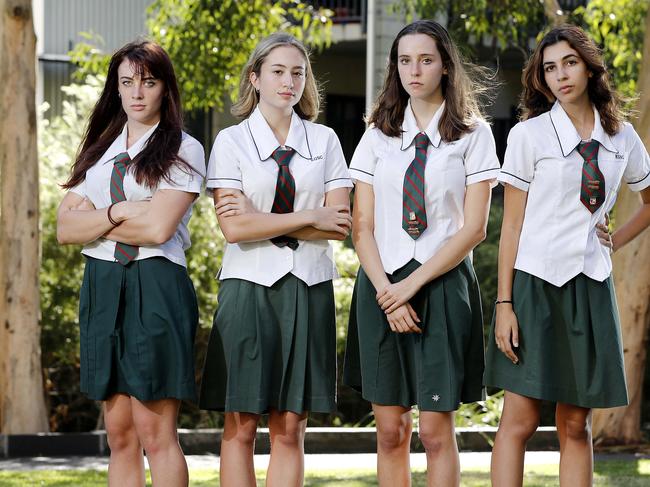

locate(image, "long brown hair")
(521, 25), (625, 135)
(368, 20), (491, 141)
(63, 40), (189, 190)
(231, 33), (320, 121)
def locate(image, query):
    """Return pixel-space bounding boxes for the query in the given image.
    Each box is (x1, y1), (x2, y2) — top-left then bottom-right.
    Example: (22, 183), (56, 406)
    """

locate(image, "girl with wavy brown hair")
(484, 25), (650, 486)
(343, 20), (500, 486)
(57, 40), (205, 486)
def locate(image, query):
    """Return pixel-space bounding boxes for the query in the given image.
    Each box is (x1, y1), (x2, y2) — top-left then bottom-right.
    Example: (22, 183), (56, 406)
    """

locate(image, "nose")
(132, 83), (144, 99)
(557, 65), (568, 81)
(411, 62), (421, 77)
(282, 72), (294, 89)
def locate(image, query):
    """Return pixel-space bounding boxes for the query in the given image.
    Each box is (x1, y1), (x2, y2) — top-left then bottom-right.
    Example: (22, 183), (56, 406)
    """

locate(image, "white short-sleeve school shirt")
(349, 101), (501, 274)
(206, 106), (353, 287)
(498, 101), (650, 287)
(70, 123), (206, 267)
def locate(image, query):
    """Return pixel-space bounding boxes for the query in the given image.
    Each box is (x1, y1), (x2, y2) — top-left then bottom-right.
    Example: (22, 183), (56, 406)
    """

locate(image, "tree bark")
(592, 10), (650, 445)
(0, 0), (49, 433)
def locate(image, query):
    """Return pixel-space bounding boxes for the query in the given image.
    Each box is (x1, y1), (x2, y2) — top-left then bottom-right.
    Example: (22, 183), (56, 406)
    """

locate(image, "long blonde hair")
(231, 33), (320, 121)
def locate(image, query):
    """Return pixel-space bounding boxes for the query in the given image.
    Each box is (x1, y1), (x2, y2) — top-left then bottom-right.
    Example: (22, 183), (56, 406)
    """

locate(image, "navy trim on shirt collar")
(246, 118), (314, 162)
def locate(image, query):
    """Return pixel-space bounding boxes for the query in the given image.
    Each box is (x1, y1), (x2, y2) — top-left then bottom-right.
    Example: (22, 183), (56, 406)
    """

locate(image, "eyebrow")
(119, 75), (157, 80)
(270, 64), (305, 69)
(543, 54), (579, 66)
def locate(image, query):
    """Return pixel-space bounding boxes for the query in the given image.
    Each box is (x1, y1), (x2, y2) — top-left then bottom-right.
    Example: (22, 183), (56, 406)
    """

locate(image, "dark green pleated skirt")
(199, 274), (337, 414)
(79, 256), (199, 402)
(343, 258), (485, 411)
(484, 271), (628, 408)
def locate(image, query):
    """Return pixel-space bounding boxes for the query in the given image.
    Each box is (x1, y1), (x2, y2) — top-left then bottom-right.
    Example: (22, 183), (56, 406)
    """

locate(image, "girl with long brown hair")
(57, 40), (205, 486)
(484, 25), (650, 486)
(343, 19), (500, 486)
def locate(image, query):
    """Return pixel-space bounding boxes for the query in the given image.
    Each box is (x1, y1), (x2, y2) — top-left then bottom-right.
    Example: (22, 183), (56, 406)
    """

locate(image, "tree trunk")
(543, 0), (566, 25)
(592, 10), (650, 445)
(0, 0), (49, 433)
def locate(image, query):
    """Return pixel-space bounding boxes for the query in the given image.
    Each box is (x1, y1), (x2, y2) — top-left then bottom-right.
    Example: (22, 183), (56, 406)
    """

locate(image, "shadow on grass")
(0, 459), (648, 487)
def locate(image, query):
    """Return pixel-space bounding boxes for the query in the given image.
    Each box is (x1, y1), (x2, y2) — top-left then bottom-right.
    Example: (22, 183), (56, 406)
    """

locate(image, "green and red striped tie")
(270, 147), (298, 250)
(577, 140), (605, 213)
(403, 132), (429, 239)
(110, 152), (138, 265)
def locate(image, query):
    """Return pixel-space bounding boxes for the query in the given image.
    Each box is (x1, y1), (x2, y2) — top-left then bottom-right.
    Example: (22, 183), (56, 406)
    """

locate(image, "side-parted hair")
(63, 40), (188, 190)
(521, 24), (625, 135)
(368, 20), (492, 141)
(231, 32), (320, 121)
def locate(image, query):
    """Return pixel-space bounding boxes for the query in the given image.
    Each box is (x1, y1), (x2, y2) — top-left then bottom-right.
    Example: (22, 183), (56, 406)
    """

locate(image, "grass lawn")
(0, 460), (648, 486)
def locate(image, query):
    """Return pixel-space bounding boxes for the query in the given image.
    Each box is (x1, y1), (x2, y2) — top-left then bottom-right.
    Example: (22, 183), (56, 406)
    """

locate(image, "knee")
(224, 420), (258, 448)
(376, 419), (411, 452)
(418, 428), (452, 456)
(562, 416), (591, 442)
(498, 414), (539, 442)
(106, 421), (140, 454)
(270, 417), (306, 449)
(136, 419), (177, 456)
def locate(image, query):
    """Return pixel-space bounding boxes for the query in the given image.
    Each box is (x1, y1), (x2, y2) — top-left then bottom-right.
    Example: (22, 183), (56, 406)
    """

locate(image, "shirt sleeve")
(349, 127), (379, 185)
(464, 120), (501, 186)
(323, 127), (353, 193)
(69, 179), (87, 198)
(623, 125), (650, 192)
(497, 122), (536, 192)
(158, 135), (206, 193)
(205, 129), (243, 195)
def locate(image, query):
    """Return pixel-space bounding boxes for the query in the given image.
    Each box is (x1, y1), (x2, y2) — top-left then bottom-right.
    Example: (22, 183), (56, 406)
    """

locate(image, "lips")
(130, 105), (146, 111)
(278, 92), (294, 98)
(559, 85), (573, 94)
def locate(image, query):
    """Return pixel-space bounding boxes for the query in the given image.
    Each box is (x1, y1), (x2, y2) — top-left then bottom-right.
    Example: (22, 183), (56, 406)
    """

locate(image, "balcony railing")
(308, 0), (365, 24)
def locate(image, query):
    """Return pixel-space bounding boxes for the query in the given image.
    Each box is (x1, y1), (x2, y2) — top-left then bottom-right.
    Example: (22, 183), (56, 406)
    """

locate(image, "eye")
(399, 58), (409, 65)
(121, 80), (133, 86)
(421, 58), (433, 65)
(566, 59), (578, 66)
(273, 70), (283, 75)
(292, 71), (304, 78)
(544, 65), (555, 73)
(144, 80), (157, 88)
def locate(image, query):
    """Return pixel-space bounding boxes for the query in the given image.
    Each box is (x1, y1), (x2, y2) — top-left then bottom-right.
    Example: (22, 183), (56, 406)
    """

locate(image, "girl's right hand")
(112, 200), (150, 222)
(311, 205), (352, 236)
(386, 302), (421, 334)
(495, 305), (519, 364)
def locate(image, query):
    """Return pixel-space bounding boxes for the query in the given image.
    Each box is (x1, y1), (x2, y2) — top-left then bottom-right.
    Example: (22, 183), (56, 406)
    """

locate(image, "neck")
(258, 101), (293, 146)
(409, 95), (443, 132)
(560, 94), (594, 139)
(126, 117), (159, 148)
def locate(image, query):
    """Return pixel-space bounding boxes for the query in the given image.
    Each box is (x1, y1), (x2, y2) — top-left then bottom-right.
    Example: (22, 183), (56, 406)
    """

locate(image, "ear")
(249, 71), (260, 92)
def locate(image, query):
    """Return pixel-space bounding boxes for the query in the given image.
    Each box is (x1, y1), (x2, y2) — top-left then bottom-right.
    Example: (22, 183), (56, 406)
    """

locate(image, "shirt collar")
(400, 100), (444, 151)
(246, 106), (313, 161)
(99, 122), (160, 165)
(549, 101), (618, 157)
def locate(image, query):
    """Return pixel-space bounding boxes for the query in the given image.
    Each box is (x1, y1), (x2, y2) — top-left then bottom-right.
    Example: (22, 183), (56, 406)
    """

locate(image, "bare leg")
(490, 391), (541, 487)
(266, 409), (308, 487)
(220, 412), (260, 487)
(418, 411), (459, 487)
(131, 398), (187, 487)
(373, 404), (412, 487)
(104, 394), (145, 487)
(556, 403), (593, 487)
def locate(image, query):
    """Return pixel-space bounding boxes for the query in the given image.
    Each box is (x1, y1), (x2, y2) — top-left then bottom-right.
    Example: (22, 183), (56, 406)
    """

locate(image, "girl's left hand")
(215, 190), (258, 217)
(596, 214), (613, 252)
(377, 278), (420, 314)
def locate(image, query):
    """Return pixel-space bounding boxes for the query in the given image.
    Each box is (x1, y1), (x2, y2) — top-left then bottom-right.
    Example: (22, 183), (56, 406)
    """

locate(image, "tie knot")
(272, 147), (295, 167)
(415, 132), (429, 150)
(114, 152), (131, 165)
(577, 140), (599, 161)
